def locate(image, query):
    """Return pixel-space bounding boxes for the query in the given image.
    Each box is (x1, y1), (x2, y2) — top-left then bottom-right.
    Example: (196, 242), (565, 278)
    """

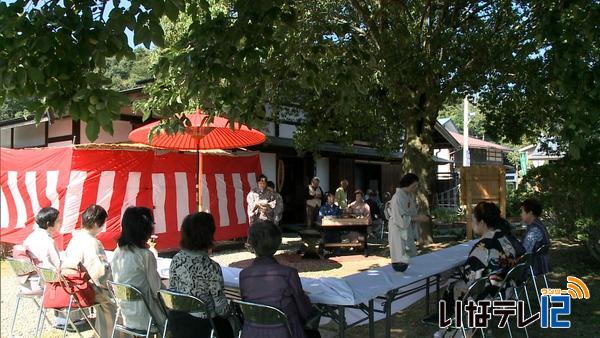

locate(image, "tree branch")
(416, 0), (431, 49)
(395, 0), (415, 22)
(349, 0), (383, 50)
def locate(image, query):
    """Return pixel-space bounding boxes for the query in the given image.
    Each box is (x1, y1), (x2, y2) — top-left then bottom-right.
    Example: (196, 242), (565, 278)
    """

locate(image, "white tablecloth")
(116, 240), (477, 326)
(153, 240), (478, 306)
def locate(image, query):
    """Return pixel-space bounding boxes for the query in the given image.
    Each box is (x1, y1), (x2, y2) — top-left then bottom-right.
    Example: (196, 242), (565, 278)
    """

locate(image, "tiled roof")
(448, 131), (512, 151)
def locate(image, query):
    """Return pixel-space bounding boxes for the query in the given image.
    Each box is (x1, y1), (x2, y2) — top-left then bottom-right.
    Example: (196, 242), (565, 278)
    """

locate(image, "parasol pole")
(197, 143), (203, 212)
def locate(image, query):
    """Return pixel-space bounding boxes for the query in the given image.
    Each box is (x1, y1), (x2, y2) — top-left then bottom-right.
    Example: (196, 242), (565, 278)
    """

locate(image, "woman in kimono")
(432, 202), (525, 336)
(388, 174), (430, 272)
(62, 204), (119, 337)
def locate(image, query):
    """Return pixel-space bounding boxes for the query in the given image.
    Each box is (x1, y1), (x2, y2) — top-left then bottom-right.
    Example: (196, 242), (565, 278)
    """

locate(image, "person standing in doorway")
(247, 175), (276, 225)
(388, 174), (431, 272)
(335, 179), (349, 209)
(306, 177), (324, 228)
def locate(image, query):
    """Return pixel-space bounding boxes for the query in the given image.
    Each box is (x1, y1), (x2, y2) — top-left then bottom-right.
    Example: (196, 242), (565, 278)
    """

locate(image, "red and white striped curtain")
(0, 147), (261, 251)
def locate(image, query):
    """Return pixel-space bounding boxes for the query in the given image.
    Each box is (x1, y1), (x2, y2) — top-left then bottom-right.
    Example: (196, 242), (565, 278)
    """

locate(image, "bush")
(517, 151), (600, 240)
(431, 207), (464, 224)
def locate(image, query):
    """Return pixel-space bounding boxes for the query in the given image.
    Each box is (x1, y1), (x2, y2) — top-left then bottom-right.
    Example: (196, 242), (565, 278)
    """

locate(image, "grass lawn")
(1, 238), (597, 337)
(323, 238), (600, 338)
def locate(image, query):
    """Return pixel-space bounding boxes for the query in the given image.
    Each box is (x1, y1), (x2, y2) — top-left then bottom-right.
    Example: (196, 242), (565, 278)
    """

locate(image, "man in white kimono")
(388, 173), (430, 272)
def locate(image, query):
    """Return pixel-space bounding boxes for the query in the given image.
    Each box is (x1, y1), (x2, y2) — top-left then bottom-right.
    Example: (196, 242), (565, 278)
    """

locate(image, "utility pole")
(463, 96), (470, 167)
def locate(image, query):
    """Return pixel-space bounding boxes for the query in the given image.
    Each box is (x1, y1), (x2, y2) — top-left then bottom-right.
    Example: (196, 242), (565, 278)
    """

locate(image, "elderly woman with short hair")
(168, 212), (235, 338)
(239, 221), (321, 338)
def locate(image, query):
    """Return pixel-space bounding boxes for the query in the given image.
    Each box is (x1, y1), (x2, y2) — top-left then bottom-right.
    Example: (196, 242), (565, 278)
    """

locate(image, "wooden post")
(465, 170), (473, 239)
(198, 151), (203, 211)
(498, 166), (506, 218)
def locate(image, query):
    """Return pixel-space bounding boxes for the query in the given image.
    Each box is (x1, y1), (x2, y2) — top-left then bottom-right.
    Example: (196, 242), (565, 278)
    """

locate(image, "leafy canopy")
(0, 0), (597, 161)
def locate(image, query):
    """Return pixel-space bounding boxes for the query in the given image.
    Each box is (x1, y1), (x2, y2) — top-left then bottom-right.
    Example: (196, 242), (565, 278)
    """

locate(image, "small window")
(487, 149), (503, 162)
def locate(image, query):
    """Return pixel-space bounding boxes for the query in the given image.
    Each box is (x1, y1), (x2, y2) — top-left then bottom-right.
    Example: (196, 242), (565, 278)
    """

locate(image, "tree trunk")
(402, 112), (437, 245)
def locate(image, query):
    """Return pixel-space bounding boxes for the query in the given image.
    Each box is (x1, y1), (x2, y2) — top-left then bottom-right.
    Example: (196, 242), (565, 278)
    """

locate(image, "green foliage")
(438, 101), (487, 140)
(0, 96), (32, 121)
(431, 208), (464, 225)
(477, 0), (600, 160)
(0, 0), (183, 139)
(104, 48), (154, 90)
(514, 142), (600, 239)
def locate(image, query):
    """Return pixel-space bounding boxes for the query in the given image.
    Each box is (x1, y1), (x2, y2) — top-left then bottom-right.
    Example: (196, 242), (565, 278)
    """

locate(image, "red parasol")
(128, 109), (266, 210)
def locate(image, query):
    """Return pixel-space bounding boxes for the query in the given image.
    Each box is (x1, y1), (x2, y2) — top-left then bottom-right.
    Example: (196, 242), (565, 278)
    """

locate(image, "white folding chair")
(108, 281), (162, 338)
(36, 267), (99, 338)
(6, 257), (50, 338)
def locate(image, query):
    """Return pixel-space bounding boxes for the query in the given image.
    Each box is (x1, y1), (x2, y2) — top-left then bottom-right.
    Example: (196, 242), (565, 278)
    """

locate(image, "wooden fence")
(460, 166), (507, 238)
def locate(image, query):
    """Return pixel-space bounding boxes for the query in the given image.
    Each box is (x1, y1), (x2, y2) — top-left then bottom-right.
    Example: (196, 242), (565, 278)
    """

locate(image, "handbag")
(42, 269), (96, 309)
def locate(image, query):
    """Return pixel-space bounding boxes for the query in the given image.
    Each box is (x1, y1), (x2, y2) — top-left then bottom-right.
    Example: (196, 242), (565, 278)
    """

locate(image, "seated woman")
(432, 202), (525, 335)
(451, 203), (524, 300)
(23, 207), (61, 269)
(240, 221), (321, 338)
(520, 198), (551, 275)
(62, 204), (118, 337)
(168, 212), (234, 338)
(111, 207), (166, 333)
(347, 190), (371, 219)
(319, 192), (342, 219)
(319, 192), (342, 244)
(347, 190), (371, 243)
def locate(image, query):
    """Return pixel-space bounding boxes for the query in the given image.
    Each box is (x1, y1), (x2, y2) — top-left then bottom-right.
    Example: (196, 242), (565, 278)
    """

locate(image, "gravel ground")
(0, 234), (458, 338)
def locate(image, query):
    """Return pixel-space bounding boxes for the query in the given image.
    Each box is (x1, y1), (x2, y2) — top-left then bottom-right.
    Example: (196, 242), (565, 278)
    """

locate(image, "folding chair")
(498, 262), (531, 338)
(158, 289), (216, 338)
(36, 267), (99, 338)
(108, 281), (162, 338)
(234, 300), (292, 338)
(528, 244), (551, 307)
(457, 277), (490, 338)
(6, 257), (50, 338)
(379, 218), (389, 243)
(517, 252), (535, 316)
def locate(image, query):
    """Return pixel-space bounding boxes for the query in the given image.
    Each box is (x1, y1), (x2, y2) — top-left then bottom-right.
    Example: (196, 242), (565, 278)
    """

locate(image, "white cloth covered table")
(148, 239), (477, 327)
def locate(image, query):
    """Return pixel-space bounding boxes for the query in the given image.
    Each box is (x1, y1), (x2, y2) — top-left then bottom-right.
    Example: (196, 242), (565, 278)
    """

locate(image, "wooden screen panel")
(460, 166), (506, 238)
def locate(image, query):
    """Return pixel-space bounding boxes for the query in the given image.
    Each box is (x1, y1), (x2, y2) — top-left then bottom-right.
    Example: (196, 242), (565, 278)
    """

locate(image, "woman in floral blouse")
(168, 212), (234, 338)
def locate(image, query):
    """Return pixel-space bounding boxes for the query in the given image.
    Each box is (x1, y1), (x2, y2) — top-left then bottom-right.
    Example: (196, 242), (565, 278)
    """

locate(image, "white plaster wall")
(259, 152), (277, 187)
(48, 118), (72, 138)
(80, 120), (132, 144)
(48, 140), (73, 148)
(0, 129), (11, 147)
(315, 157), (330, 192)
(278, 124), (297, 139)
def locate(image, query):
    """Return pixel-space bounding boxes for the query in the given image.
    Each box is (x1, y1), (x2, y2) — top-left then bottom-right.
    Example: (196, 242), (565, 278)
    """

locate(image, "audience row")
(19, 204), (320, 338)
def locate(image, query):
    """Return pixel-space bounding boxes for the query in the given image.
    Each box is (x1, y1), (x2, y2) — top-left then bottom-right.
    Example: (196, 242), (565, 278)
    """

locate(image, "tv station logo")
(438, 276), (590, 330)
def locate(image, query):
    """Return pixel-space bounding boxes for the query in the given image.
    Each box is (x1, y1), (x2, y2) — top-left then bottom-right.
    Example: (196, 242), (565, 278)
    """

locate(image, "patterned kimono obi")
(448, 228), (525, 303)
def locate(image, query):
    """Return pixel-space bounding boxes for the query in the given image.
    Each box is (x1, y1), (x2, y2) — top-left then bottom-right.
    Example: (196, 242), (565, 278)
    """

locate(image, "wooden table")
(321, 217), (370, 257)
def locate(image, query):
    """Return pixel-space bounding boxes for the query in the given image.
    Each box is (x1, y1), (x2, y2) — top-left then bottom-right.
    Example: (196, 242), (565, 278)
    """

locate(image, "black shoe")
(392, 262), (409, 272)
(53, 324), (78, 333)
